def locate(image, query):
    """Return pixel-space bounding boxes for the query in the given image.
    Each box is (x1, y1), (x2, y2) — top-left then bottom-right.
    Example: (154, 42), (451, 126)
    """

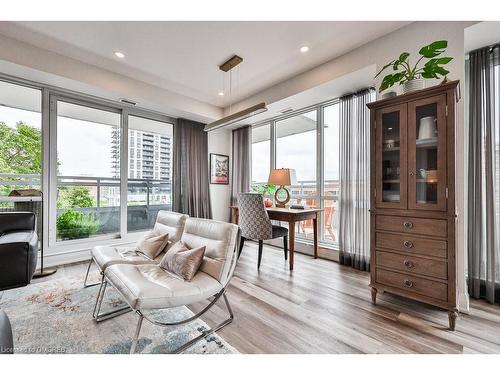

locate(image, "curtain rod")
(468, 42), (500, 55)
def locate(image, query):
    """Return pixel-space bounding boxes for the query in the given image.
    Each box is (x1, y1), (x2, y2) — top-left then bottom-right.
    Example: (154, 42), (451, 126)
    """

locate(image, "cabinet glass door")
(408, 94), (447, 211)
(375, 104), (407, 209)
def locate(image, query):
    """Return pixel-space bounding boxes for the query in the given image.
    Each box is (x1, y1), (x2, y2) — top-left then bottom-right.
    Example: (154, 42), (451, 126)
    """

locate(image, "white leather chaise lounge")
(94, 217), (240, 353)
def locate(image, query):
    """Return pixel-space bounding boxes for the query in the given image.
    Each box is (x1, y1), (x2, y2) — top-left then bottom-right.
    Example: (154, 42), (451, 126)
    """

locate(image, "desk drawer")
(376, 250), (447, 280)
(375, 268), (448, 302)
(376, 215), (447, 238)
(376, 232), (447, 258)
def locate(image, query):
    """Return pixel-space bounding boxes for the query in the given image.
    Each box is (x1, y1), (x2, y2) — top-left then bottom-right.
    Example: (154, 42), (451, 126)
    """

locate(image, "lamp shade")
(267, 168), (297, 186)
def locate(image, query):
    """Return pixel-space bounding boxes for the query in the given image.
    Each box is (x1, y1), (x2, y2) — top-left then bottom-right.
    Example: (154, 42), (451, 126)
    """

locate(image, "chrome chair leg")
(92, 279), (107, 320)
(131, 290), (234, 354)
(93, 277), (132, 322)
(130, 314), (144, 354)
(172, 292), (234, 354)
(83, 258), (102, 288)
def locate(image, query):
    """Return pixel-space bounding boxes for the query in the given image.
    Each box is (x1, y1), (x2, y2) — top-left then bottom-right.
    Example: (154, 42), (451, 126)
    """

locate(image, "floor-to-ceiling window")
(322, 103), (340, 243)
(251, 123), (271, 188)
(250, 100), (341, 248)
(0, 75), (176, 259)
(276, 110), (318, 240)
(127, 115), (174, 233)
(54, 100), (121, 242)
(0, 81), (42, 201)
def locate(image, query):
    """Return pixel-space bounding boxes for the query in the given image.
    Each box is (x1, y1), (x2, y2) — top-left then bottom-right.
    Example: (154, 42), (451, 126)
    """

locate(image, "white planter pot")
(403, 79), (425, 93)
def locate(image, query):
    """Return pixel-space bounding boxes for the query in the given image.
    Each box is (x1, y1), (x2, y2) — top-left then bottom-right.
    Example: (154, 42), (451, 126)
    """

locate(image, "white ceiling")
(464, 21), (500, 53)
(0, 21), (410, 108)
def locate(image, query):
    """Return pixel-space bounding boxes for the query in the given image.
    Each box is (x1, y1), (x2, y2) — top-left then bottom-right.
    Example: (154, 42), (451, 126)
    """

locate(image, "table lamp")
(267, 168), (296, 208)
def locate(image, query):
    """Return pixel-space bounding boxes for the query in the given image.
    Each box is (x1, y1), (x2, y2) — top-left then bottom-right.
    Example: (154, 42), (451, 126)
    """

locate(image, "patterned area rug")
(0, 276), (237, 354)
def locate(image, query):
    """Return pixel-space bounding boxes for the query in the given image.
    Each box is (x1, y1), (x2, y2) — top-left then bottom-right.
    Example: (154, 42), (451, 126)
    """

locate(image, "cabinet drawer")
(375, 268), (448, 302)
(376, 232), (447, 258)
(376, 250), (447, 279)
(376, 215), (447, 238)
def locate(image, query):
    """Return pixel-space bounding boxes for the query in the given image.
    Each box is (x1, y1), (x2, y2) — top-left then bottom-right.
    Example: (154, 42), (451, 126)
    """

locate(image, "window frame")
(250, 97), (341, 249)
(0, 73), (177, 256)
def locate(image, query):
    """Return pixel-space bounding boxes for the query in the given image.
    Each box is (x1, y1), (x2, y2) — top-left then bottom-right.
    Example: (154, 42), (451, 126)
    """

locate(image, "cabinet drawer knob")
(403, 240), (414, 249)
(403, 279), (414, 288)
(403, 259), (414, 268)
(403, 221), (413, 229)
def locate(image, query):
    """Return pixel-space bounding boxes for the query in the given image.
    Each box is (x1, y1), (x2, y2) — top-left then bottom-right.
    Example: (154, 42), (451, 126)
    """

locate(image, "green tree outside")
(0, 120), (100, 239)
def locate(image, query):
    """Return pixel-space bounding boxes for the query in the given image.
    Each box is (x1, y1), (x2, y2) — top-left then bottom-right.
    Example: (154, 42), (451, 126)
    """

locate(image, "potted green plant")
(375, 40), (453, 94)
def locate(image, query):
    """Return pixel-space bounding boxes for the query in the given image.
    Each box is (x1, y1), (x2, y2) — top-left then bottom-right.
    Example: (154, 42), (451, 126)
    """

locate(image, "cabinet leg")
(371, 287), (377, 304)
(448, 310), (458, 331)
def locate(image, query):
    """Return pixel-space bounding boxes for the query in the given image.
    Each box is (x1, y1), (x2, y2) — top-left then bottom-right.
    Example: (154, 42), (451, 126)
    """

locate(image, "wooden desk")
(230, 206), (323, 270)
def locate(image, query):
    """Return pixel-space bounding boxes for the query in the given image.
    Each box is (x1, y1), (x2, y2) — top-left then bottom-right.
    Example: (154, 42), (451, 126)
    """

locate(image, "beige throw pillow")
(136, 232), (169, 260)
(159, 241), (205, 281)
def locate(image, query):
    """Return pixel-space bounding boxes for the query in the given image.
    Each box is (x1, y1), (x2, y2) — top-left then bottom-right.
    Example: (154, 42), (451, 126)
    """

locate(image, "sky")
(251, 104), (340, 184)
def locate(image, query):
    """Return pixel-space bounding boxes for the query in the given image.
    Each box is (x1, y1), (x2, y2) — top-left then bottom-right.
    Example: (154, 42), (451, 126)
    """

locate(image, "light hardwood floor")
(33, 242), (500, 353)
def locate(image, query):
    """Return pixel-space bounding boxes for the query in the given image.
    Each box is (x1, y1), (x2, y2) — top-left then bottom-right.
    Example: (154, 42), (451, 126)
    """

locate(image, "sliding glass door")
(53, 99), (121, 243)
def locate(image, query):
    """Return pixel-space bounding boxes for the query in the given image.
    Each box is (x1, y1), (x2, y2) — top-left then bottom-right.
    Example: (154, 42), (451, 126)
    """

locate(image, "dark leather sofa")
(0, 212), (38, 291)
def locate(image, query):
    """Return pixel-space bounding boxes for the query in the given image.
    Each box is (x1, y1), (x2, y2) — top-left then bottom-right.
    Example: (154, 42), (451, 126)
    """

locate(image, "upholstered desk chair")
(95, 217), (240, 353)
(84, 211), (188, 318)
(237, 193), (288, 269)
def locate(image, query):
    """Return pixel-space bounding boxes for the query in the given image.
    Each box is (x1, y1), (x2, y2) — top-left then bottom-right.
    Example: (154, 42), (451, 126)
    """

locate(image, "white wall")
(208, 128), (232, 222)
(225, 21), (476, 312)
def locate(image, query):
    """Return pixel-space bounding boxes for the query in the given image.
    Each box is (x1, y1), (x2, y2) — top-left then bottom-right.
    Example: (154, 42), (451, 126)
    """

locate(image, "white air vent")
(279, 107), (293, 114)
(120, 98), (137, 106)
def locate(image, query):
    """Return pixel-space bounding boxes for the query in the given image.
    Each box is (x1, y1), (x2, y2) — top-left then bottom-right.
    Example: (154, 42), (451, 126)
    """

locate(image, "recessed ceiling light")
(114, 51), (125, 59)
(300, 46), (309, 53)
(218, 92), (225, 97)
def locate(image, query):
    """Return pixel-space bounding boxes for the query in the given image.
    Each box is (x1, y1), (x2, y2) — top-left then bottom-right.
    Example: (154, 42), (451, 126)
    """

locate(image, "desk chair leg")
(257, 240), (263, 269)
(238, 237), (245, 259)
(283, 236), (288, 261)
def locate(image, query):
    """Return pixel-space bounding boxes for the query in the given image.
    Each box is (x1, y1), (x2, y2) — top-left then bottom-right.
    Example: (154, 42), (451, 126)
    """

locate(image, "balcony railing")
(252, 179), (341, 243)
(0, 173), (172, 237)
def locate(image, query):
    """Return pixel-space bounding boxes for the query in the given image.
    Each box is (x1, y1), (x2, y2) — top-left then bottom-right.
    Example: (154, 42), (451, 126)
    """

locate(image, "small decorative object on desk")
(264, 198), (273, 207)
(290, 204), (305, 210)
(210, 153), (229, 184)
(375, 40), (453, 94)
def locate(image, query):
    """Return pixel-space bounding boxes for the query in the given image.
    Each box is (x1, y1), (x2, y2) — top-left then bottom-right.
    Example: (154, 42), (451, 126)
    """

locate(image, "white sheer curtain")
(338, 89), (375, 271)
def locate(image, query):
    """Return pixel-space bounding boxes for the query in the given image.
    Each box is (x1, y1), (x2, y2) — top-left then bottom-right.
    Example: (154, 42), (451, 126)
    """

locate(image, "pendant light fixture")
(204, 55), (267, 132)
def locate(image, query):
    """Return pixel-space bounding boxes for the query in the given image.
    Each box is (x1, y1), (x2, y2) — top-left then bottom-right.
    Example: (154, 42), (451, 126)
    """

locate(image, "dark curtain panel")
(173, 118), (212, 219)
(467, 45), (500, 304)
(231, 126), (251, 210)
(338, 88), (375, 271)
